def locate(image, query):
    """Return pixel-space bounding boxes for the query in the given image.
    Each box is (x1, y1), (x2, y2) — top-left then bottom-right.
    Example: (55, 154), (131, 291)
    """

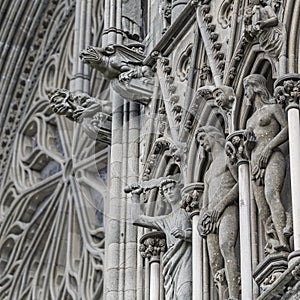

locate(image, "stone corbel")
(274, 74), (300, 110)
(80, 44), (154, 104)
(226, 129), (255, 165)
(181, 183), (203, 217)
(139, 231), (167, 260)
(48, 89), (112, 144)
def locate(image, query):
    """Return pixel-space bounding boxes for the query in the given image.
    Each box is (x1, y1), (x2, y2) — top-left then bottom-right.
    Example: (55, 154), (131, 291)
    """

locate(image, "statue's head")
(160, 179), (182, 205)
(213, 85), (236, 110)
(196, 126), (225, 152)
(243, 74), (273, 104)
(49, 88), (74, 117)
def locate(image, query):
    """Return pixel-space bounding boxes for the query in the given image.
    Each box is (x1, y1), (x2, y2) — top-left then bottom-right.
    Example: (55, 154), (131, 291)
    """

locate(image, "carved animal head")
(80, 46), (106, 69)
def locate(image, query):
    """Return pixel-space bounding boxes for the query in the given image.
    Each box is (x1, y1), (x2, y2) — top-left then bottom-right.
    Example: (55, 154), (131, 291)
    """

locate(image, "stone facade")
(1, 0), (300, 299)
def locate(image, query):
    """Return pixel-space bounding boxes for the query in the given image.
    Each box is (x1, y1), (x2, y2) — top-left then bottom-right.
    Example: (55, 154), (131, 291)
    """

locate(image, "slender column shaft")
(274, 74), (300, 260)
(238, 162), (253, 299)
(202, 242), (210, 300)
(145, 258), (150, 300)
(149, 257), (161, 300)
(287, 107), (300, 250)
(181, 184), (203, 300)
(192, 215), (203, 300)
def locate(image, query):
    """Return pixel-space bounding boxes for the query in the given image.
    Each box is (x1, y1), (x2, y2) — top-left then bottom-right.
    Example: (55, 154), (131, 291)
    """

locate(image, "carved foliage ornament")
(274, 74), (300, 108)
(139, 232), (167, 258)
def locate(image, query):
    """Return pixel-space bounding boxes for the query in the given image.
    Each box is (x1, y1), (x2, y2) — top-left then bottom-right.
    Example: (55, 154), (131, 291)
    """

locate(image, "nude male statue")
(197, 126), (240, 300)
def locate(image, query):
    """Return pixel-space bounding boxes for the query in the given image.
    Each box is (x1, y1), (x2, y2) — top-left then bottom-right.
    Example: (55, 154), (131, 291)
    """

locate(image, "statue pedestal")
(253, 253), (289, 293)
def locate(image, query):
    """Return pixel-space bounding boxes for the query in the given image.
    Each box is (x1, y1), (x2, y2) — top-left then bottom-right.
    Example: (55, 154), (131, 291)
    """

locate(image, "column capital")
(181, 183), (204, 217)
(274, 74), (300, 111)
(226, 130), (254, 166)
(139, 232), (166, 260)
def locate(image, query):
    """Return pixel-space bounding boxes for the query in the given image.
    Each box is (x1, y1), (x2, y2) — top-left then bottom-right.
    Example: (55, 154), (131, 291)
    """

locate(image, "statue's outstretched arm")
(130, 185), (161, 230)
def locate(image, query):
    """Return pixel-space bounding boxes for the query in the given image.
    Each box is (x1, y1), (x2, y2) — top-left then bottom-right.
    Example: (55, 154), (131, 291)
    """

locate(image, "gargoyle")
(79, 44), (153, 81)
(49, 89), (112, 122)
(49, 89), (112, 144)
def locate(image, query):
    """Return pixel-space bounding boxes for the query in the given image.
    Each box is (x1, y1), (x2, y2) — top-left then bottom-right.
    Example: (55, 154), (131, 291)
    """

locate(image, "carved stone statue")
(244, 74), (291, 253)
(196, 126), (239, 300)
(49, 89), (112, 122)
(213, 85), (237, 133)
(48, 89), (112, 144)
(130, 178), (192, 300)
(245, 0), (284, 58)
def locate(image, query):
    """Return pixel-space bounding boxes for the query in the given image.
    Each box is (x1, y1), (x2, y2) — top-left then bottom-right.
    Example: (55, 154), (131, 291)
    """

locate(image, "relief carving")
(244, 0), (284, 58)
(217, 0), (234, 29)
(128, 178), (192, 300)
(196, 126), (240, 300)
(243, 74), (292, 254)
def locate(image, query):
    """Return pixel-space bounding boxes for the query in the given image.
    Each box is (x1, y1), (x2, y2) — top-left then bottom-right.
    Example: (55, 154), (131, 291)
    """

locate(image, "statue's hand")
(244, 127), (256, 151)
(119, 69), (137, 82)
(131, 184), (142, 194)
(73, 107), (86, 122)
(256, 20), (267, 29)
(211, 204), (224, 222)
(259, 146), (272, 169)
(171, 228), (185, 240)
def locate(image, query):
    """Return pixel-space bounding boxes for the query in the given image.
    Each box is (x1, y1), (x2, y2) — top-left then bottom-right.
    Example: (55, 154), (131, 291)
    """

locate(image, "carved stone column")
(226, 130), (253, 299)
(140, 232), (167, 300)
(275, 74), (300, 262)
(181, 183), (204, 300)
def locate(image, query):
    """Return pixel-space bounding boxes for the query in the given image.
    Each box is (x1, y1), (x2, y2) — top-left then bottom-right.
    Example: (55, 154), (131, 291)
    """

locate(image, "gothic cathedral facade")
(0, 0), (300, 299)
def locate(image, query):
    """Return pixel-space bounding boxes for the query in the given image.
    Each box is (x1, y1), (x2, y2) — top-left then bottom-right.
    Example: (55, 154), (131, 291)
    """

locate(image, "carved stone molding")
(139, 231), (167, 260)
(257, 256), (300, 299)
(142, 139), (170, 181)
(111, 77), (154, 105)
(176, 44), (193, 81)
(218, 0), (234, 29)
(253, 253), (289, 294)
(274, 74), (300, 110)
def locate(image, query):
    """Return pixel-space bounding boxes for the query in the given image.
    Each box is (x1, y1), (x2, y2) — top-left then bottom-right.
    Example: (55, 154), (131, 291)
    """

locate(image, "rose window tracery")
(0, 100), (107, 300)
